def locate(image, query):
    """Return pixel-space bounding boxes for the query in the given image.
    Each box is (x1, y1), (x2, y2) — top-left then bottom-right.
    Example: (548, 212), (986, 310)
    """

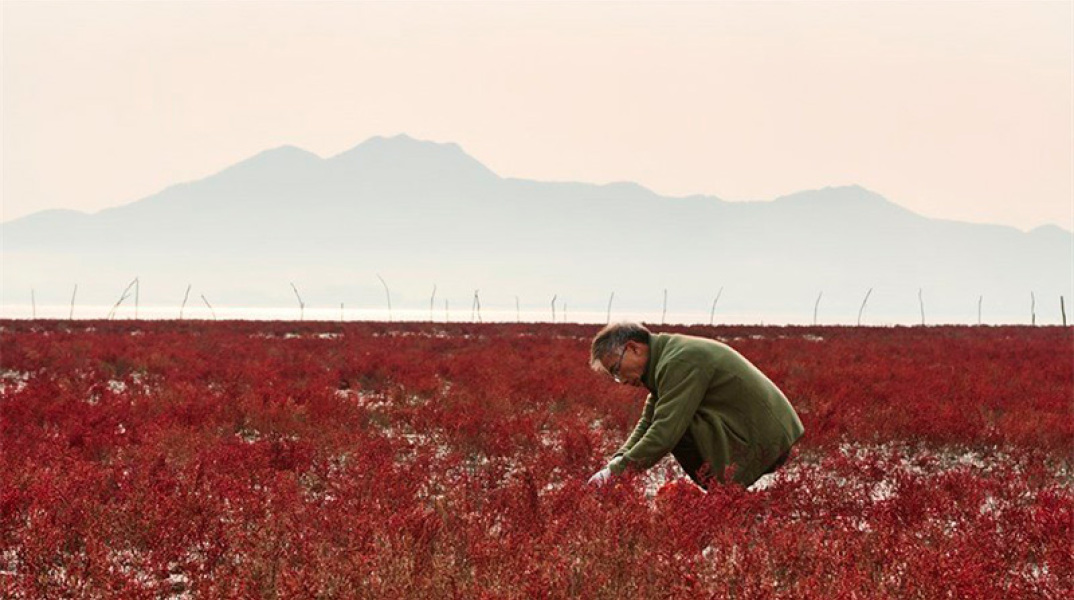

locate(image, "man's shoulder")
(661, 333), (726, 354)
(657, 334), (726, 367)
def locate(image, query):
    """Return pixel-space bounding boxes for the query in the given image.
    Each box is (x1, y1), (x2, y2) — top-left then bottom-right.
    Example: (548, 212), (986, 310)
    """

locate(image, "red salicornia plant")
(1, 321), (1070, 598)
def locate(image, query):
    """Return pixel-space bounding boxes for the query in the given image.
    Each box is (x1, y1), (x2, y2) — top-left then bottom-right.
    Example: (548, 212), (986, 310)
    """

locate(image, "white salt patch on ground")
(0, 549), (16, 577)
(537, 431), (557, 448)
(869, 479), (896, 502)
(335, 388), (392, 411)
(372, 331), (484, 340)
(0, 370), (32, 394)
(236, 428), (261, 443)
(280, 332), (343, 340)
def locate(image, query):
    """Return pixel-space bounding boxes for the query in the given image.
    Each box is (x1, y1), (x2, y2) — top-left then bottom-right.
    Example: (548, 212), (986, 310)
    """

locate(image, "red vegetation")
(1, 321), (1071, 598)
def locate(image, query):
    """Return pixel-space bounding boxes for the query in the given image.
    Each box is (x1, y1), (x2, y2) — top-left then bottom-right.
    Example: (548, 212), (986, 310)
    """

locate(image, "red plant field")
(1, 320), (1071, 598)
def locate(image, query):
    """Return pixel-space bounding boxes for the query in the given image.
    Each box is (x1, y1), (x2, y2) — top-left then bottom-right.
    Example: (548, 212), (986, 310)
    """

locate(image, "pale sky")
(3, 1), (1071, 231)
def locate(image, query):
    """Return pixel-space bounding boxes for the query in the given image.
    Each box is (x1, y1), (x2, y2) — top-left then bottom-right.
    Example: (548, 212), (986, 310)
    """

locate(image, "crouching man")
(588, 322), (804, 489)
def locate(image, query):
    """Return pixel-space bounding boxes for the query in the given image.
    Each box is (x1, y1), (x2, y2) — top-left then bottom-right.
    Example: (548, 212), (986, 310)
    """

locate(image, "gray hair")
(589, 322), (651, 371)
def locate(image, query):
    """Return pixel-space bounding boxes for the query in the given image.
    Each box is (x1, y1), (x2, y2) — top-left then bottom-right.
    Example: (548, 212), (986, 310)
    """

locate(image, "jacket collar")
(643, 333), (669, 392)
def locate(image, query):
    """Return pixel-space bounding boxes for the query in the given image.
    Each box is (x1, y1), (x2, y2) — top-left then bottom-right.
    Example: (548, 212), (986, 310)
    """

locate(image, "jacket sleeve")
(611, 360), (709, 474)
(612, 394), (655, 461)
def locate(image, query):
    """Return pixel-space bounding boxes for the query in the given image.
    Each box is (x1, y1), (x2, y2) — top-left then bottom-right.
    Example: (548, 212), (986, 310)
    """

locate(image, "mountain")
(3, 134), (1071, 324)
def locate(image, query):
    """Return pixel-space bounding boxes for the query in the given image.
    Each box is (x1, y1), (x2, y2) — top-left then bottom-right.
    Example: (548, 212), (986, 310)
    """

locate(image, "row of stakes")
(26, 279), (1070, 327)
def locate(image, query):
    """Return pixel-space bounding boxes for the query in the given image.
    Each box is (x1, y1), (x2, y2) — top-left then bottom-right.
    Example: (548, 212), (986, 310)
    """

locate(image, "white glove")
(587, 458), (622, 487)
(587, 467), (612, 487)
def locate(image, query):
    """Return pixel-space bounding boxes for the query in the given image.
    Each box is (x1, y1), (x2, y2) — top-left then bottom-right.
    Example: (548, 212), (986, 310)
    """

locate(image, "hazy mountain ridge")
(3, 134), (1070, 323)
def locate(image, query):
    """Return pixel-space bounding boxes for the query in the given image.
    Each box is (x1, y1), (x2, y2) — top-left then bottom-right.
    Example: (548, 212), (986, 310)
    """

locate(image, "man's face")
(602, 341), (648, 387)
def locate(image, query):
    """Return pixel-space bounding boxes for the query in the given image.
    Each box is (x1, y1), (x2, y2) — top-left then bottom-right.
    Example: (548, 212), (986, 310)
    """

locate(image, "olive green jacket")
(609, 333), (804, 486)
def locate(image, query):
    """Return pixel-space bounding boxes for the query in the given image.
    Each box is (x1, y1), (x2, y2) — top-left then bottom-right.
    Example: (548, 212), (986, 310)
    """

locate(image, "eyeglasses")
(609, 345), (629, 383)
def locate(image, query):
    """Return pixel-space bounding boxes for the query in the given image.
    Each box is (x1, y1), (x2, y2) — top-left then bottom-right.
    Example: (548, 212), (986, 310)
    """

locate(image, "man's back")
(643, 333), (805, 485)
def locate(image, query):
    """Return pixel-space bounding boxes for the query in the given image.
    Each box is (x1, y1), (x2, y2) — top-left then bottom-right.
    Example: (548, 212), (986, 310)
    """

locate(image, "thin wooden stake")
(977, 295), (983, 326)
(376, 274), (392, 322)
(180, 284), (192, 320)
(1031, 292), (1036, 326)
(813, 291), (822, 326)
(857, 288), (873, 326)
(429, 284), (437, 321)
(551, 294), (557, 323)
(606, 291), (615, 324)
(472, 290), (482, 323)
(710, 287), (724, 326)
(200, 294), (216, 320)
(1061, 296), (1067, 327)
(290, 282), (305, 321)
(69, 284), (77, 320)
(918, 288), (925, 326)
(108, 278), (138, 320)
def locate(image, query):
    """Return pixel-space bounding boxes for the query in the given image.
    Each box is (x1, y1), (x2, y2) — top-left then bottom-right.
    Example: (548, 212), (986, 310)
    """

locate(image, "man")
(587, 322), (804, 489)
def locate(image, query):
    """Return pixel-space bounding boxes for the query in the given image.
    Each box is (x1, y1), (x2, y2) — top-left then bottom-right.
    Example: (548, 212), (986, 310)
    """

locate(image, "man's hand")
(587, 467), (612, 487)
(587, 458), (622, 487)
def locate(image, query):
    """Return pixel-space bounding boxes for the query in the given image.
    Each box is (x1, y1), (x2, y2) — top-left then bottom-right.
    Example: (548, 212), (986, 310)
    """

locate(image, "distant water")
(0, 304), (1052, 326)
